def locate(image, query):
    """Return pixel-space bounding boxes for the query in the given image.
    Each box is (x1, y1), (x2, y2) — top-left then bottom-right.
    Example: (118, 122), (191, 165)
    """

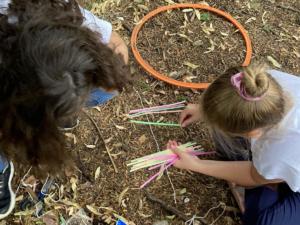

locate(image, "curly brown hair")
(0, 0), (130, 174)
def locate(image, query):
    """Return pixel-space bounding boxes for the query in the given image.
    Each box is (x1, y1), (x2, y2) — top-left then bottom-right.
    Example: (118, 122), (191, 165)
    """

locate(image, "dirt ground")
(5, 0), (300, 225)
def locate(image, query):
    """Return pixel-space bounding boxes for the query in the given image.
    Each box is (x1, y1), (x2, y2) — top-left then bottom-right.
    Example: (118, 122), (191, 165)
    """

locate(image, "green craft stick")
(130, 120), (181, 127)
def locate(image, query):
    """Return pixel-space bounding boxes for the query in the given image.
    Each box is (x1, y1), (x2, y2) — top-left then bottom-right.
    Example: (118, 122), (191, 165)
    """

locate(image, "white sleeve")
(0, 0), (10, 15)
(252, 130), (300, 192)
(79, 6), (112, 45)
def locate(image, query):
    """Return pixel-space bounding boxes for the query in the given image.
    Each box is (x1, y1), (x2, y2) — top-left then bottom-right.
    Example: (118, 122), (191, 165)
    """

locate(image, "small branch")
(83, 110), (118, 173)
(276, 5), (300, 14)
(144, 191), (208, 225)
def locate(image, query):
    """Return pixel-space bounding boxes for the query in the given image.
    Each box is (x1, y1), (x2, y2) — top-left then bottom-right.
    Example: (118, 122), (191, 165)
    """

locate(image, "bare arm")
(108, 31), (129, 64)
(169, 144), (282, 187)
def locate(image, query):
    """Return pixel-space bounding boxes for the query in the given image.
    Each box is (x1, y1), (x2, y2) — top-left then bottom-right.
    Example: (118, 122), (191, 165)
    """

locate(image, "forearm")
(191, 160), (261, 187)
(108, 32), (129, 64)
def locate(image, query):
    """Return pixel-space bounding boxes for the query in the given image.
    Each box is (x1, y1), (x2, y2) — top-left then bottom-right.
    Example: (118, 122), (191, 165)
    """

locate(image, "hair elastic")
(231, 72), (264, 101)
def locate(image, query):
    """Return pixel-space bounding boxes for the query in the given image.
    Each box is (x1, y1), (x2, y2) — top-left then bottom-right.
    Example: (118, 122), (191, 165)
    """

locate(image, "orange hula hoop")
(131, 3), (252, 89)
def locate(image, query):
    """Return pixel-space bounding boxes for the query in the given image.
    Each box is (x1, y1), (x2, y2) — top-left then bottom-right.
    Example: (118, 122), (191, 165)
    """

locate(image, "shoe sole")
(0, 161), (16, 219)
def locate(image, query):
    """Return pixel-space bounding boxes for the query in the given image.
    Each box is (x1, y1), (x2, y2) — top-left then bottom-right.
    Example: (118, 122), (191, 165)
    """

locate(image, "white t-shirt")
(0, 0), (112, 44)
(252, 70), (300, 192)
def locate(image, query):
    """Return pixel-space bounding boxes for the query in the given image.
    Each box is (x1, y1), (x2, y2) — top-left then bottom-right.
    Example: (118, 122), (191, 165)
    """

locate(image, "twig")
(83, 110), (118, 173)
(276, 4), (300, 14)
(122, 23), (132, 34)
(145, 191), (208, 225)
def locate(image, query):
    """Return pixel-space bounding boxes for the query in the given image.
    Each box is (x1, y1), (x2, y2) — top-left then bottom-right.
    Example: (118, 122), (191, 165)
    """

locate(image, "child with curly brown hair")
(0, 0), (130, 218)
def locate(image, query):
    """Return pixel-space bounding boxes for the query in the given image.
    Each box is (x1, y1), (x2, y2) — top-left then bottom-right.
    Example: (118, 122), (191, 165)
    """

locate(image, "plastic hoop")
(131, 3), (252, 89)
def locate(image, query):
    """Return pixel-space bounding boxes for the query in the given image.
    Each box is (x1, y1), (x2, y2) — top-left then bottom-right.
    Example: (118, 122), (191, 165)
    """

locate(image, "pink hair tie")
(231, 72), (264, 101)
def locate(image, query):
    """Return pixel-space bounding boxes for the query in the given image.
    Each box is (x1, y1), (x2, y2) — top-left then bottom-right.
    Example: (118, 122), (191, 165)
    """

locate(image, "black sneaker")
(0, 161), (16, 219)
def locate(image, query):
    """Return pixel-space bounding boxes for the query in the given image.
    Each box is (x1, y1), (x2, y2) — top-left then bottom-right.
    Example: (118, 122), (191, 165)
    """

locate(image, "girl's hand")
(167, 140), (201, 171)
(179, 104), (202, 127)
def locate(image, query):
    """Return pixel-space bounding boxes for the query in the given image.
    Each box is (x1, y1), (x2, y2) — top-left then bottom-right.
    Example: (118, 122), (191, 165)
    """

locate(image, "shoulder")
(79, 6), (112, 45)
(252, 128), (300, 191)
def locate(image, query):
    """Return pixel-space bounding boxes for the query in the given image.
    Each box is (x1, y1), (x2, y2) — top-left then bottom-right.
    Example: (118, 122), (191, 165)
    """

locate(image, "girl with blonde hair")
(168, 62), (300, 225)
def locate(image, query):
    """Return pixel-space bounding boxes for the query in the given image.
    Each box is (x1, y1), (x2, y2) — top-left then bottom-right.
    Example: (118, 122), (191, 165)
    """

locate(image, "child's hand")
(167, 140), (201, 171)
(179, 104), (202, 127)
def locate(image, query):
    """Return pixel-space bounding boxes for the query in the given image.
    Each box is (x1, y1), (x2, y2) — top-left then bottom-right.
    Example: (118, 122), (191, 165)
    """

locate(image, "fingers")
(181, 116), (194, 128)
(179, 110), (190, 126)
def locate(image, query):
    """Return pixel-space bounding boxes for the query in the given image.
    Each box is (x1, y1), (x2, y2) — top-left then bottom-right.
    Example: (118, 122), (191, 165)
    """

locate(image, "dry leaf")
(85, 144), (96, 149)
(14, 209), (35, 216)
(138, 135), (147, 144)
(115, 125), (126, 130)
(166, 215), (176, 220)
(195, 9), (201, 20)
(183, 75), (197, 82)
(220, 32), (229, 36)
(204, 39), (215, 53)
(164, 0), (175, 4)
(87, 205), (102, 216)
(70, 177), (77, 194)
(183, 61), (200, 69)
(193, 40), (203, 46)
(179, 188), (187, 195)
(95, 166), (101, 180)
(118, 187), (129, 206)
(137, 4), (149, 11)
(182, 9), (193, 13)
(267, 56), (282, 68)
(104, 137), (113, 144)
(202, 23), (215, 35)
(93, 106), (101, 112)
(293, 50), (300, 58)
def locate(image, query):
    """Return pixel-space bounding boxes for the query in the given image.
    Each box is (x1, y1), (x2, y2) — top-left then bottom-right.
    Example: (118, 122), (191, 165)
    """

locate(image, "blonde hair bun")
(242, 62), (269, 98)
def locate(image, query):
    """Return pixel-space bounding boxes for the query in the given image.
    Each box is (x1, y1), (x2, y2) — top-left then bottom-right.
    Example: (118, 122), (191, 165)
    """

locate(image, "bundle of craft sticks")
(127, 142), (215, 188)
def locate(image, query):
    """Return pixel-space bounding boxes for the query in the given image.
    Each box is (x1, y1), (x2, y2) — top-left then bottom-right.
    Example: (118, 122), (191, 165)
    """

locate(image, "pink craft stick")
(140, 158), (177, 189)
(129, 110), (183, 117)
(148, 156), (177, 170)
(129, 101), (186, 114)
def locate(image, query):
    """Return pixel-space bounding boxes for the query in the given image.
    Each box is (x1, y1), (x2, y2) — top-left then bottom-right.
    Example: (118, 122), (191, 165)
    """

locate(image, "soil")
(5, 0), (300, 225)
(137, 9), (245, 83)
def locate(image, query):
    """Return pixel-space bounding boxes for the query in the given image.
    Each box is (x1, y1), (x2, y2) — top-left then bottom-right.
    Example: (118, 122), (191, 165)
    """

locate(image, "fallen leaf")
(95, 166), (101, 180)
(85, 144), (96, 149)
(87, 205), (101, 216)
(267, 56), (282, 68)
(182, 8), (193, 13)
(220, 32), (229, 36)
(93, 106), (101, 112)
(183, 75), (197, 82)
(193, 40), (203, 46)
(118, 187), (129, 206)
(166, 215), (176, 220)
(179, 188), (187, 195)
(137, 4), (149, 11)
(138, 135), (147, 144)
(115, 125), (126, 130)
(104, 137), (113, 144)
(164, 0), (175, 4)
(293, 50), (300, 58)
(195, 9), (201, 20)
(183, 61), (200, 69)
(70, 177), (77, 194)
